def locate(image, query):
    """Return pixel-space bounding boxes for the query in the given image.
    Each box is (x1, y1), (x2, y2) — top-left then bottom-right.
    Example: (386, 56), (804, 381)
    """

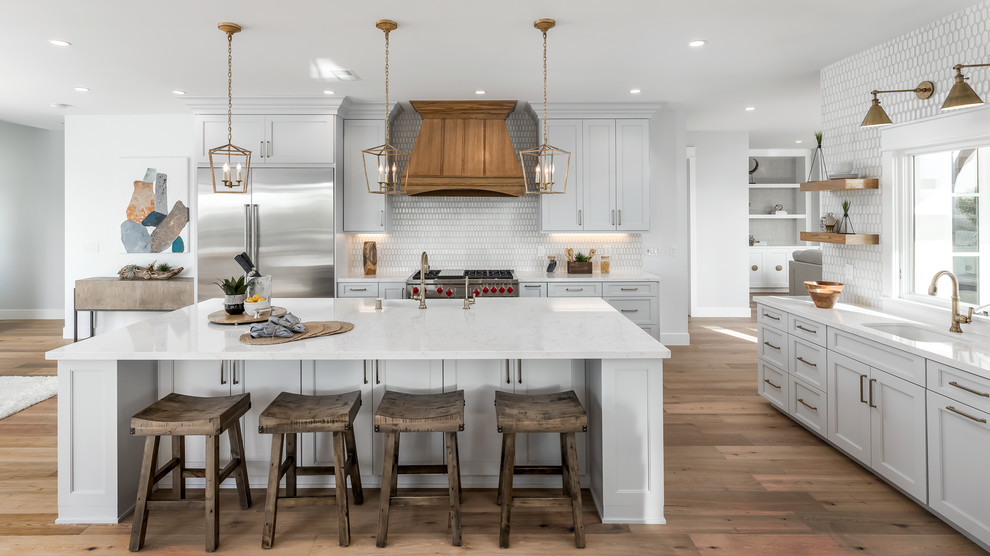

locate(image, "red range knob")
(483, 286), (490, 293)
(445, 289), (453, 297)
(498, 286), (506, 293)
(473, 289), (481, 296)
(436, 287), (444, 294)
(412, 287), (419, 294)
(507, 286), (514, 293)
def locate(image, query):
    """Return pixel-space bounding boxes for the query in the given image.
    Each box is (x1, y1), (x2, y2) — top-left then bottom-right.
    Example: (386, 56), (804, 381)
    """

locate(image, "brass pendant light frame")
(363, 19), (408, 195)
(520, 18), (569, 195)
(209, 22), (252, 194)
(860, 81), (934, 128)
(941, 63), (989, 111)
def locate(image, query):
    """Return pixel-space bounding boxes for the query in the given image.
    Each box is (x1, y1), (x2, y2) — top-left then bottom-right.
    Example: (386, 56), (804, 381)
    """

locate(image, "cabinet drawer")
(788, 314), (826, 346)
(605, 298), (655, 325)
(518, 282), (547, 297)
(789, 336), (826, 390)
(603, 282), (657, 297)
(757, 304), (786, 330)
(789, 375), (827, 438)
(759, 360), (788, 410)
(338, 282), (379, 298)
(758, 325), (788, 369)
(828, 328), (926, 387)
(379, 282), (406, 300)
(547, 282), (602, 297)
(928, 361), (990, 415)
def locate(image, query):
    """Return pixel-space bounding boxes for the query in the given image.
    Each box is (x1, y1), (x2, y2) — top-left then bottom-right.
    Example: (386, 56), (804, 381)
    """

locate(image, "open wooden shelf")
(800, 232), (879, 245)
(800, 178), (879, 192)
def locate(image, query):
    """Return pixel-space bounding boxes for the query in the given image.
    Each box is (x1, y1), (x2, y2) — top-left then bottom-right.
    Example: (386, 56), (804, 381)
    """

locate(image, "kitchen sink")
(862, 322), (963, 343)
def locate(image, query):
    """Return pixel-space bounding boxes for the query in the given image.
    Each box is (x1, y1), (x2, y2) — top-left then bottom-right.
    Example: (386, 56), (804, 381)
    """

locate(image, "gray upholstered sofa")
(789, 249), (822, 295)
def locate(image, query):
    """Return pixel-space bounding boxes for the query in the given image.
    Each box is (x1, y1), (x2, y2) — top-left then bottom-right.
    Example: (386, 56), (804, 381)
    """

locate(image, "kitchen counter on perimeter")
(48, 297), (668, 526)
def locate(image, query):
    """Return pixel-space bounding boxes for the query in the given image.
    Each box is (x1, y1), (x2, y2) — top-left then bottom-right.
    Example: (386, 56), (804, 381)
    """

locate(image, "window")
(909, 146), (989, 305)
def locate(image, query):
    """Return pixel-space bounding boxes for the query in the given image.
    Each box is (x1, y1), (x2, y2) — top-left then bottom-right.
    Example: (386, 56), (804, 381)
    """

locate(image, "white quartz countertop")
(48, 297), (670, 361)
(336, 270), (661, 283)
(759, 296), (990, 378)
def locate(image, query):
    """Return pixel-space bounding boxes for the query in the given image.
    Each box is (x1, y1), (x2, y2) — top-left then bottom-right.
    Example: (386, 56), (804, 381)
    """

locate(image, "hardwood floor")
(0, 317), (983, 554)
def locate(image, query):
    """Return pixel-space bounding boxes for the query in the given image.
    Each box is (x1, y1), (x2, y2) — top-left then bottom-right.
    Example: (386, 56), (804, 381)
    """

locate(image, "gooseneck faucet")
(463, 276), (476, 310)
(410, 251), (429, 309)
(928, 270), (973, 333)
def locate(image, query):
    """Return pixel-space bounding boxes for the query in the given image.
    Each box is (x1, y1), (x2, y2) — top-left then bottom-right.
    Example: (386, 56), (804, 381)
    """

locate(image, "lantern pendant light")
(208, 22), (251, 194)
(363, 19), (408, 195)
(519, 18), (569, 195)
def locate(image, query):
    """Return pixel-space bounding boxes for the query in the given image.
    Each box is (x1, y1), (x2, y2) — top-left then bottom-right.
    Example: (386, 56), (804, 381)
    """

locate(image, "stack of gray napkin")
(250, 312), (308, 338)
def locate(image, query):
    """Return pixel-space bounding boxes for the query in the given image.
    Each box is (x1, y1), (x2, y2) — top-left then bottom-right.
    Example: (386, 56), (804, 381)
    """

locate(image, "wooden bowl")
(804, 281), (844, 308)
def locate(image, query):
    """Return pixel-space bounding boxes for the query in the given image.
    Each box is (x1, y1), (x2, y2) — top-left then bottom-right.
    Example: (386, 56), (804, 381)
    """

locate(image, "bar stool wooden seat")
(374, 390), (465, 548)
(258, 391), (364, 548)
(128, 392), (252, 553)
(495, 390), (587, 549)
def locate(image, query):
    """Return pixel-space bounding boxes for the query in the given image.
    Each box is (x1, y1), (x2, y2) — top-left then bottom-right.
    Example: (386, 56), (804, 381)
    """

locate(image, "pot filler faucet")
(411, 251), (429, 309)
(928, 270), (973, 333)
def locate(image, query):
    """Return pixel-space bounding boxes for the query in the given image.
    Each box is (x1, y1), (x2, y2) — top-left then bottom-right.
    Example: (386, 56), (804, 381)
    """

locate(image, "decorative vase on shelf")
(836, 201), (855, 234)
(808, 130), (829, 182)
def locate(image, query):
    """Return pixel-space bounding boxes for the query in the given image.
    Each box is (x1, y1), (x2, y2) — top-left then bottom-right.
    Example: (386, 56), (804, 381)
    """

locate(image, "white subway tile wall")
(819, 1), (990, 308)
(346, 107), (643, 274)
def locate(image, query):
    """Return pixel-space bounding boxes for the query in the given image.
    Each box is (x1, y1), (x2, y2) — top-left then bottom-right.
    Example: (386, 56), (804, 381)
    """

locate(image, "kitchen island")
(47, 297), (669, 526)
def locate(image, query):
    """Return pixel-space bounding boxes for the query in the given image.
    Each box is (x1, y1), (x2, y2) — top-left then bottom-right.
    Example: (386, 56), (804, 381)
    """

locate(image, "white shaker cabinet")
(442, 359), (512, 477)
(826, 352), (872, 465)
(342, 119), (387, 232)
(582, 120), (617, 231)
(196, 114), (335, 166)
(539, 120), (584, 231)
(614, 119), (650, 231)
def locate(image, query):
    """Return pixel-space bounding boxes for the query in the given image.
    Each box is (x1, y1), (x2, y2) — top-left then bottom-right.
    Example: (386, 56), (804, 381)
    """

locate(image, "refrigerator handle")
(252, 204), (260, 268)
(243, 204), (252, 262)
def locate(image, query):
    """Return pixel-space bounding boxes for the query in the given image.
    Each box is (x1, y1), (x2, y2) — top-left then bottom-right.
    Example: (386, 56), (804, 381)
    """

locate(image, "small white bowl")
(243, 299), (271, 315)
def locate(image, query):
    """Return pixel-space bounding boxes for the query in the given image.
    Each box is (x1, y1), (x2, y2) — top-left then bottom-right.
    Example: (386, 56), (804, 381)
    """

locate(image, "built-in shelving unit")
(799, 178), (879, 191)
(799, 232), (880, 245)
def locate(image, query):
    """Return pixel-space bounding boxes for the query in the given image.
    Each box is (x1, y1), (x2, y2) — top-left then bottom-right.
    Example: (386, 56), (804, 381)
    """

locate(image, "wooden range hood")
(403, 100), (525, 196)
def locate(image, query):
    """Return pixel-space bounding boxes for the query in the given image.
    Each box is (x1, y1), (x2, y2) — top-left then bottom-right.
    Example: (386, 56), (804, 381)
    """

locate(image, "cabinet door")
(540, 120), (584, 231)
(166, 360), (234, 474)
(928, 391), (990, 546)
(826, 351), (871, 465)
(869, 367), (927, 501)
(514, 359), (587, 472)
(237, 360), (303, 472)
(582, 120), (617, 231)
(443, 359), (512, 476)
(749, 251), (765, 287)
(615, 119), (650, 231)
(266, 115), (335, 164)
(371, 360), (445, 477)
(196, 115), (266, 165)
(342, 120), (387, 232)
(380, 282), (407, 299)
(518, 282), (547, 297)
(764, 250), (789, 288)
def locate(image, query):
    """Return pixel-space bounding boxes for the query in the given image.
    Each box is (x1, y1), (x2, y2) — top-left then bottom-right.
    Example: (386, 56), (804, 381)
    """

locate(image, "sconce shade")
(941, 76), (984, 110)
(861, 98), (892, 127)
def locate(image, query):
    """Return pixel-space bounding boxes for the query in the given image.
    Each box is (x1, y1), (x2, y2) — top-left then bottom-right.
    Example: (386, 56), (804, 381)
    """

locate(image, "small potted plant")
(215, 276), (253, 315)
(567, 252), (593, 274)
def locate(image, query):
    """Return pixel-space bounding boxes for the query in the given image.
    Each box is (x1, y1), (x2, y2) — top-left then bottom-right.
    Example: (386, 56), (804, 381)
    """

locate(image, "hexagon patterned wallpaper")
(819, 1), (990, 308)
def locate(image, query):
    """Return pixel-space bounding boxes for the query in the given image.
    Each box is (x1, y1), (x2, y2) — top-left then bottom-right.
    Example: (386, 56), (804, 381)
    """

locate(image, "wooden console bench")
(73, 277), (194, 341)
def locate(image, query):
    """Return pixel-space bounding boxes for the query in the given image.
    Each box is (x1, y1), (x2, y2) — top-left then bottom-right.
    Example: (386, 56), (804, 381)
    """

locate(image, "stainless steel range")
(406, 269), (519, 299)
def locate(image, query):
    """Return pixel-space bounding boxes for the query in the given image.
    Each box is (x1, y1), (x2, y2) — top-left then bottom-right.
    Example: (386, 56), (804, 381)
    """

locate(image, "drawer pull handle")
(795, 324), (817, 334)
(948, 381), (990, 398)
(763, 341), (780, 350)
(868, 378), (877, 408)
(947, 406), (987, 423)
(620, 309), (639, 313)
(797, 398), (818, 412)
(762, 313), (780, 321)
(859, 374), (867, 404)
(524, 285), (541, 288)
(752, 265), (759, 271)
(763, 378), (781, 390)
(796, 356), (817, 368)
(506, 359), (511, 384)
(350, 288), (367, 292)
(620, 288), (639, 291)
(775, 265), (783, 271)
(566, 288), (584, 292)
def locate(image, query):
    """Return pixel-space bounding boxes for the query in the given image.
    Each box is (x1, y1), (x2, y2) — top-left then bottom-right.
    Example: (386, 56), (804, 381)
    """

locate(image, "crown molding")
(535, 102), (667, 119)
(183, 96), (348, 115)
(337, 101), (403, 121)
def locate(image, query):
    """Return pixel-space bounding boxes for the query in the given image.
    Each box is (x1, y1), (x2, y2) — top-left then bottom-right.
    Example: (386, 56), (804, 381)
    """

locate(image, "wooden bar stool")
(258, 391), (364, 548)
(495, 390), (587, 549)
(374, 390), (465, 547)
(128, 392), (252, 553)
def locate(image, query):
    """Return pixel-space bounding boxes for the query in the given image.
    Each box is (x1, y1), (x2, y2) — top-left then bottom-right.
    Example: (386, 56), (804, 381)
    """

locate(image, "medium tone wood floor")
(0, 317), (983, 554)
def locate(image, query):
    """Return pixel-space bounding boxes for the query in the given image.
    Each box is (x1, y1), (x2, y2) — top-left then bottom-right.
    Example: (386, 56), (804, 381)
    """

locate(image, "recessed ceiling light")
(50, 103), (71, 109)
(745, 106), (756, 111)
(795, 140), (803, 144)
(323, 90), (335, 95)
(172, 90), (187, 95)
(49, 39), (71, 47)
(74, 87), (89, 92)
(475, 90), (486, 95)
(630, 89), (642, 94)
(688, 40), (706, 47)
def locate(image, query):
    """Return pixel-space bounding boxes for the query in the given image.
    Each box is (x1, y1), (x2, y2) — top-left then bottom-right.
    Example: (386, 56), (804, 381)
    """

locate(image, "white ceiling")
(1, 0), (981, 148)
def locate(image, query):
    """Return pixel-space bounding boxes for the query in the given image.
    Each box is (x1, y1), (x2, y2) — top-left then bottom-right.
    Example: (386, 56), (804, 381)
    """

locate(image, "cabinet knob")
(752, 265), (759, 271)
(775, 265), (783, 271)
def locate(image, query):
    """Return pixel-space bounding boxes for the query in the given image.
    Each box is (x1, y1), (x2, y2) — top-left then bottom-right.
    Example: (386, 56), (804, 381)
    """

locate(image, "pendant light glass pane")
(363, 143), (408, 194)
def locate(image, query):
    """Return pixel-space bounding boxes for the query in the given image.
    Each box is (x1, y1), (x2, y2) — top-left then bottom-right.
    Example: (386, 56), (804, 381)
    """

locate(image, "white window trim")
(879, 105), (990, 319)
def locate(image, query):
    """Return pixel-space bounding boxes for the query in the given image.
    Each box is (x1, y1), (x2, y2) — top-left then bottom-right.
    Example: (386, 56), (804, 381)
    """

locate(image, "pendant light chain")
(384, 29), (391, 144)
(226, 32), (233, 146)
(542, 28), (549, 144)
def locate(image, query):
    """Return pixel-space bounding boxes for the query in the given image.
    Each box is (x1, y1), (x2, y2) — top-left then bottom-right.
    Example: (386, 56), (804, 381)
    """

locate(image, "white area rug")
(0, 376), (57, 420)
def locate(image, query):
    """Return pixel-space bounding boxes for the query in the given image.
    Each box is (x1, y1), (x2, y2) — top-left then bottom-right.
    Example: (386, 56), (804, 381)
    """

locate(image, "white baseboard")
(659, 332), (690, 346)
(690, 307), (752, 318)
(0, 309), (64, 320)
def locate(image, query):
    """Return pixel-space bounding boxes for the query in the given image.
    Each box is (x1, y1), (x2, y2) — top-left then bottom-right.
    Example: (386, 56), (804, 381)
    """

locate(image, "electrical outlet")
(79, 242), (100, 253)
(845, 264), (854, 280)
(669, 245), (678, 257)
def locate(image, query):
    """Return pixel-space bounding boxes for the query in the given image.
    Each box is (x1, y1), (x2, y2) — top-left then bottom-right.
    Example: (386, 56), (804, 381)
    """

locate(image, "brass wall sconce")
(861, 81), (935, 127)
(941, 63), (989, 110)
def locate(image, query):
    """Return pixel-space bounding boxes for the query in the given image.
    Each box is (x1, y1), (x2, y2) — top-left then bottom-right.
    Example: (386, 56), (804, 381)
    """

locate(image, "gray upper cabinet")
(342, 119), (387, 233)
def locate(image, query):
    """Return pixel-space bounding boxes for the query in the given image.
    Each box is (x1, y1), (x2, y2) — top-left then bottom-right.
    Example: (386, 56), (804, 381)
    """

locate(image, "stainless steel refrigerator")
(197, 167), (334, 301)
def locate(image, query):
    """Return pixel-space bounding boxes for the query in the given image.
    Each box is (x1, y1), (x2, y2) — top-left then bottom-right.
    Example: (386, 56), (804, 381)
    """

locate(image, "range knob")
(412, 287), (420, 294)
(483, 286), (490, 293)
(445, 289), (453, 297)
(498, 286), (506, 293)
(436, 287), (444, 294)
(507, 286), (514, 294)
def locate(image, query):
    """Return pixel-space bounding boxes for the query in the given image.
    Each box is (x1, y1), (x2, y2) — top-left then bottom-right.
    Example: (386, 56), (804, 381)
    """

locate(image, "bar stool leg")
(129, 435), (160, 552)
(563, 432), (585, 548)
(559, 433), (572, 498)
(445, 432), (463, 546)
(377, 431), (398, 548)
(261, 433), (283, 549)
(228, 421), (252, 510)
(205, 434), (220, 553)
(343, 428), (364, 505)
(496, 433), (508, 505)
(454, 433), (463, 504)
(171, 436), (185, 500)
(498, 432), (516, 549)
(332, 432), (351, 547)
(390, 433), (400, 497)
(285, 433), (297, 498)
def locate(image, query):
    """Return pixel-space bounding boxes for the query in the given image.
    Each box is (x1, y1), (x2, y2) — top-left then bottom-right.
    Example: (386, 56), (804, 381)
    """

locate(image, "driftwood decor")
(117, 262), (184, 280)
(363, 241), (378, 276)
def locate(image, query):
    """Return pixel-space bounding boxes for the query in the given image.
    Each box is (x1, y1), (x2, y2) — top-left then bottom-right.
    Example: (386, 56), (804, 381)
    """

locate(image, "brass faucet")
(410, 251), (429, 309)
(928, 270), (973, 333)
(463, 276), (476, 310)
